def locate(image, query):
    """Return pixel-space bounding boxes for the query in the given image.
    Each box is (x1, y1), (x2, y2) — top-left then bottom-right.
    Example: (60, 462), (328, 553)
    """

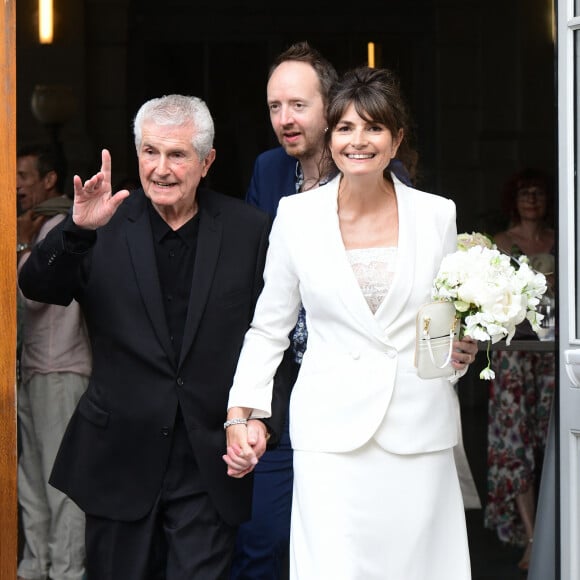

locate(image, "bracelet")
(16, 242), (30, 253)
(223, 418), (248, 430)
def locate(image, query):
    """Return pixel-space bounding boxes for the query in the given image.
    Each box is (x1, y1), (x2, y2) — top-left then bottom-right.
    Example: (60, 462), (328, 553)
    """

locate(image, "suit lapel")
(373, 177), (417, 328)
(125, 195), (175, 362)
(178, 194), (222, 368)
(312, 180), (388, 342)
(331, 175), (418, 342)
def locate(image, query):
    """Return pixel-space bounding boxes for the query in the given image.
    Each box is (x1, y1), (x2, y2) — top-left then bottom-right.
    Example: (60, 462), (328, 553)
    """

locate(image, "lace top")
(347, 247), (398, 314)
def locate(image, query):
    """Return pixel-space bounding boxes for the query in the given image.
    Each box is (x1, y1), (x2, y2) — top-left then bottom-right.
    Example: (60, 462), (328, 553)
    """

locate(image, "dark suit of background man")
(18, 94), (281, 580)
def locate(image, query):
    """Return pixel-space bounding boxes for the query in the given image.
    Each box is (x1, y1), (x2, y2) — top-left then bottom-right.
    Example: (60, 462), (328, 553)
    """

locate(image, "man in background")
(16, 142), (90, 580)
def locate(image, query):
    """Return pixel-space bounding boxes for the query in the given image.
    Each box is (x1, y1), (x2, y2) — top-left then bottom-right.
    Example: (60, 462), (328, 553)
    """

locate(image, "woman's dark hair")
(322, 66), (418, 184)
(501, 167), (554, 225)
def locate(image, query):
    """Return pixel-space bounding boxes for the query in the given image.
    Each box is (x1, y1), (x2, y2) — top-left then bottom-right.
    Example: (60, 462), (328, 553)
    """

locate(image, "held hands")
(72, 149), (131, 230)
(222, 412), (269, 478)
(247, 419), (269, 459)
(451, 336), (478, 369)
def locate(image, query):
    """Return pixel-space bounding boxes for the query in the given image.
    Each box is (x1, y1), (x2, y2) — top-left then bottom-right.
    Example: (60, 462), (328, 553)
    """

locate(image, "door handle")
(564, 349), (580, 387)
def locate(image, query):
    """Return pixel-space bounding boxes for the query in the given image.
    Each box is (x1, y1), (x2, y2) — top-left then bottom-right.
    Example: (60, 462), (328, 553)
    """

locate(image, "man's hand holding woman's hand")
(222, 409), (269, 478)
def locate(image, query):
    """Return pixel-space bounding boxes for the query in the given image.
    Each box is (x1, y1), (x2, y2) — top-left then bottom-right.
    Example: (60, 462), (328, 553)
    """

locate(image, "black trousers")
(85, 410), (237, 580)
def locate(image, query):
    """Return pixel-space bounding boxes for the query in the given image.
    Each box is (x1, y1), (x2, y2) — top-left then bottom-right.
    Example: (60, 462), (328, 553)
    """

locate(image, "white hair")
(133, 94), (214, 160)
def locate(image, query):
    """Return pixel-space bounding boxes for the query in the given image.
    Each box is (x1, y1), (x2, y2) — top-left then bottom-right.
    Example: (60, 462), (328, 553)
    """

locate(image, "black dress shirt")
(148, 203), (199, 363)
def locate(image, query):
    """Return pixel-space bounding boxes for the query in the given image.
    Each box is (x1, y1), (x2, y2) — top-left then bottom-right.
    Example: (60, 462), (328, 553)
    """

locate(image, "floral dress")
(484, 339), (555, 545)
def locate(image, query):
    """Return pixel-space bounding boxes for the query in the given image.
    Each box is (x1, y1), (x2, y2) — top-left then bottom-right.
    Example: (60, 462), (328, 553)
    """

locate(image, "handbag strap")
(422, 316), (457, 369)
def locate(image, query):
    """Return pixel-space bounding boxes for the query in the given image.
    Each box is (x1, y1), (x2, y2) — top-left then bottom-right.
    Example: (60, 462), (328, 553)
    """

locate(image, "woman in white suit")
(224, 66), (478, 580)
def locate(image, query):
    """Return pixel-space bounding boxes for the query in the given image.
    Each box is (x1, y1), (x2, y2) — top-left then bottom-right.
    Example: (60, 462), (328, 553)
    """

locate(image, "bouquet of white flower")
(431, 232), (548, 379)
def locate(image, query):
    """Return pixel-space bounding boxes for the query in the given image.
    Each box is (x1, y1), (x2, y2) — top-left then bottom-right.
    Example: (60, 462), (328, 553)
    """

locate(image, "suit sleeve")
(243, 155), (295, 443)
(441, 199), (458, 257)
(440, 199), (469, 385)
(228, 200), (302, 417)
(18, 213), (94, 306)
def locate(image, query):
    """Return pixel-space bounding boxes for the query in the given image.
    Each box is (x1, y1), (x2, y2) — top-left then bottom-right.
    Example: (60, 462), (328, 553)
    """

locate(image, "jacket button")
(176, 377), (184, 386)
(161, 427), (170, 437)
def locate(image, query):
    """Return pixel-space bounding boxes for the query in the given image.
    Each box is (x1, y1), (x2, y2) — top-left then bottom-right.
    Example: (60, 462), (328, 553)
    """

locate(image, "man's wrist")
(250, 418), (271, 441)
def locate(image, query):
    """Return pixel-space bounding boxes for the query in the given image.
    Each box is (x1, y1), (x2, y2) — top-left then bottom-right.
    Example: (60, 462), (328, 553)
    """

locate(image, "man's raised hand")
(72, 149), (131, 229)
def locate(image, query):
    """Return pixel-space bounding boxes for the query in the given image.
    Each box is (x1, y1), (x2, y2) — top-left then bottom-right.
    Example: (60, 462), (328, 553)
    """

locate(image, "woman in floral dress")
(484, 168), (555, 571)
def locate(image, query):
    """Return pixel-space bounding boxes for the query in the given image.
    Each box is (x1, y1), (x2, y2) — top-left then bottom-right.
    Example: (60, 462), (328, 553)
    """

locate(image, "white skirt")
(290, 441), (471, 580)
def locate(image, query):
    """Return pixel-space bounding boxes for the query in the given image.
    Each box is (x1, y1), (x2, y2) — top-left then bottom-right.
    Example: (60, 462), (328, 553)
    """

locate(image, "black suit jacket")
(18, 187), (275, 526)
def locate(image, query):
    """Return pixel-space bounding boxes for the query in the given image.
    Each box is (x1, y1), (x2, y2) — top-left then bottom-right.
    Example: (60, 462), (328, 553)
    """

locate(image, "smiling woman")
(225, 66), (477, 580)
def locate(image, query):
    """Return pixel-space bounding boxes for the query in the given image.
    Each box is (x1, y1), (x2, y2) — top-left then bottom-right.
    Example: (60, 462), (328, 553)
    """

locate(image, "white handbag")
(414, 301), (460, 379)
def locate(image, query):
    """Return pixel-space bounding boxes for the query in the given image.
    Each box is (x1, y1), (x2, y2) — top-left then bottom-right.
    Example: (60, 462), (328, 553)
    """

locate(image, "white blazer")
(228, 173), (463, 455)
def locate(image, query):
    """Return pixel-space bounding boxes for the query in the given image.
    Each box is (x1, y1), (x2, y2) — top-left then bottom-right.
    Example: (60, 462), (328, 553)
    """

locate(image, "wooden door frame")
(0, 1), (18, 578)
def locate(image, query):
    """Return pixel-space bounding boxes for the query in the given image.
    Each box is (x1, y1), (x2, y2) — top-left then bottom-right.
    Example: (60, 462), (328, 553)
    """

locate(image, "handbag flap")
(414, 301), (459, 379)
(417, 301), (458, 339)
